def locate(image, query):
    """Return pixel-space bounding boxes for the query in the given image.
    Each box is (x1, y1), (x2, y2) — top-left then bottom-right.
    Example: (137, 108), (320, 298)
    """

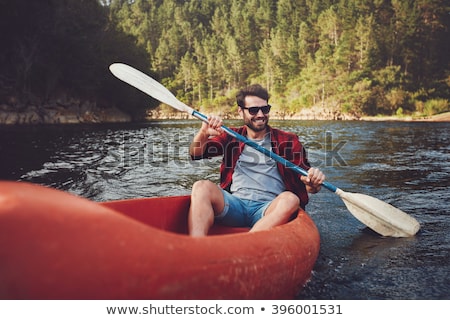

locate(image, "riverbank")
(2, 101), (449, 125)
(0, 97), (131, 125)
(147, 106), (450, 122)
(146, 105), (358, 121)
(360, 111), (450, 122)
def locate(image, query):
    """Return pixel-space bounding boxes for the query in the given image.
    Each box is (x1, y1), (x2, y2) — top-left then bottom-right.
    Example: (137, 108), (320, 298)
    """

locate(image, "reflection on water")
(1, 120), (449, 299)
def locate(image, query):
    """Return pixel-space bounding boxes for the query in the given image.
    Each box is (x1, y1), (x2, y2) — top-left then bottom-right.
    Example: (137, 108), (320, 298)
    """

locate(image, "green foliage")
(1, 0), (448, 119)
(0, 0), (154, 118)
(423, 99), (449, 116)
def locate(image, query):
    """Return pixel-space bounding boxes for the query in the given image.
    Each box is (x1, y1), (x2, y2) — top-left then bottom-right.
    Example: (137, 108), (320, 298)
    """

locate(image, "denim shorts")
(215, 190), (272, 227)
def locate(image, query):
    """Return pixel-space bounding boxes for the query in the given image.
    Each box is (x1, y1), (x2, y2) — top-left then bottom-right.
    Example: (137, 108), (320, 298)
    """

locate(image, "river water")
(1, 120), (449, 299)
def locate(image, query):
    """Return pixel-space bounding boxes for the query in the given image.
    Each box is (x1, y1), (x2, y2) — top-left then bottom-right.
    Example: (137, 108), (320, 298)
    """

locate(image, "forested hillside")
(1, 0), (449, 120)
(0, 0), (153, 120)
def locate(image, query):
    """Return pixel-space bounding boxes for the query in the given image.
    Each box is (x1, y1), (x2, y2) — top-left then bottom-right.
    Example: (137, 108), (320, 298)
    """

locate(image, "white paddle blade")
(335, 189), (420, 237)
(109, 63), (195, 115)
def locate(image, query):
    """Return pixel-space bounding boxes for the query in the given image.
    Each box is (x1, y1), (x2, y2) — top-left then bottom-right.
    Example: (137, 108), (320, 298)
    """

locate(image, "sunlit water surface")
(1, 120), (449, 299)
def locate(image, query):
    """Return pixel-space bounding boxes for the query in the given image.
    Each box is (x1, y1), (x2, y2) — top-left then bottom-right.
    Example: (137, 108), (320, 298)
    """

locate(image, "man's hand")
(300, 167), (325, 194)
(190, 115), (224, 158)
(200, 115), (224, 137)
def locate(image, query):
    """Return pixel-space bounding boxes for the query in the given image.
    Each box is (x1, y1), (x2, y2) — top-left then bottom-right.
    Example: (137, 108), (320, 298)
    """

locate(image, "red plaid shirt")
(194, 126), (311, 208)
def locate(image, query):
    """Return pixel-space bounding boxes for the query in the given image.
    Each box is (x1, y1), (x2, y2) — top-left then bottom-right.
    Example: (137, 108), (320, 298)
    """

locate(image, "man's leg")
(249, 191), (300, 232)
(188, 180), (225, 237)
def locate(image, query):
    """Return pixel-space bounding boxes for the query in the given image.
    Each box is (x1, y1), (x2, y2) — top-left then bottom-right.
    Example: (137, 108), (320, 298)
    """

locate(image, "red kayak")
(0, 181), (320, 299)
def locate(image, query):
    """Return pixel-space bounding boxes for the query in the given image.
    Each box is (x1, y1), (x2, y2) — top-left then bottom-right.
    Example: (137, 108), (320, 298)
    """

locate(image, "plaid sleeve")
(191, 131), (230, 160)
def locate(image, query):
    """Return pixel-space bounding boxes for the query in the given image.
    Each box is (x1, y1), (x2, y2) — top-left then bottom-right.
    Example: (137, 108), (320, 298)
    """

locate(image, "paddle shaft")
(109, 63), (420, 237)
(190, 110), (338, 193)
(108, 63), (334, 190)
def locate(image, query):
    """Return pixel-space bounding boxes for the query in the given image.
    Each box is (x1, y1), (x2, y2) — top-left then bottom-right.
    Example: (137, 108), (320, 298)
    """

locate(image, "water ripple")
(1, 120), (449, 299)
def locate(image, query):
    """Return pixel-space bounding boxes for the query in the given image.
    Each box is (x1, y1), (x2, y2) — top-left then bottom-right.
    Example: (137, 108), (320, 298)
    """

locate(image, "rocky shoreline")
(360, 112), (450, 122)
(147, 106), (450, 122)
(0, 98), (131, 125)
(1, 100), (448, 125)
(146, 105), (359, 121)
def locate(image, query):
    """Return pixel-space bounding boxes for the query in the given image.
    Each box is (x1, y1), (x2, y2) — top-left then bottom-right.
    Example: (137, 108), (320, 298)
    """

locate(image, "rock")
(0, 100), (132, 125)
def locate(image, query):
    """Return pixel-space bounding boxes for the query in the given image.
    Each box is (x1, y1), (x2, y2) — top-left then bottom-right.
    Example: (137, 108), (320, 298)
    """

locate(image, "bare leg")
(249, 191), (300, 232)
(188, 180), (225, 237)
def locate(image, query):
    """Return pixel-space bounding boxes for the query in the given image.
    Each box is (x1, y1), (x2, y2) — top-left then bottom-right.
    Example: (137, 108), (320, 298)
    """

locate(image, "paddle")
(109, 63), (420, 237)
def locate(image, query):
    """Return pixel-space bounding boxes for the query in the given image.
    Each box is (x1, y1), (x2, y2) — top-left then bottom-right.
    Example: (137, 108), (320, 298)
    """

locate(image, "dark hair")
(236, 84), (270, 107)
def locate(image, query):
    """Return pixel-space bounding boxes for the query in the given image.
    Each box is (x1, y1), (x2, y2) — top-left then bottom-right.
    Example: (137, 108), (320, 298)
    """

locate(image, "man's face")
(239, 95), (270, 133)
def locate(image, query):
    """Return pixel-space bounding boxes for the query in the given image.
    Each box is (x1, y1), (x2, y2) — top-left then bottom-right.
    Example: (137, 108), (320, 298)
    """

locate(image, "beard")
(244, 115), (269, 132)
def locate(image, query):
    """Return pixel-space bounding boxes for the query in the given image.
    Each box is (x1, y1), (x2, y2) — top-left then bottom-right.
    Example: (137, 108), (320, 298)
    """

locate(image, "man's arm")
(189, 127), (211, 158)
(189, 115), (224, 158)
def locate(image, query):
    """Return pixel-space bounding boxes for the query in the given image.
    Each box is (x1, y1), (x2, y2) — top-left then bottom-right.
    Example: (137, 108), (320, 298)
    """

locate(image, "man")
(188, 84), (325, 237)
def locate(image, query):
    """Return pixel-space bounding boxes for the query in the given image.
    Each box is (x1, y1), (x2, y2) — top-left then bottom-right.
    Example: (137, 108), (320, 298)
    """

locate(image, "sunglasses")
(240, 105), (271, 115)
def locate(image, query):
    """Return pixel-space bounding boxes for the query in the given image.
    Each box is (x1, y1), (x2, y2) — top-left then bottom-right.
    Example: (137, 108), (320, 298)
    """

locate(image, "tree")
(1, 0), (448, 119)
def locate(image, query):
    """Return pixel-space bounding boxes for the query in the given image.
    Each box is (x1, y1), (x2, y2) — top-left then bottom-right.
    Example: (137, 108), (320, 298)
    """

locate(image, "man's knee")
(192, 180), (213, 194)
(279, 191), (300, 209)
(191, 180), (220, 201)
(191, 180), (224, 217)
